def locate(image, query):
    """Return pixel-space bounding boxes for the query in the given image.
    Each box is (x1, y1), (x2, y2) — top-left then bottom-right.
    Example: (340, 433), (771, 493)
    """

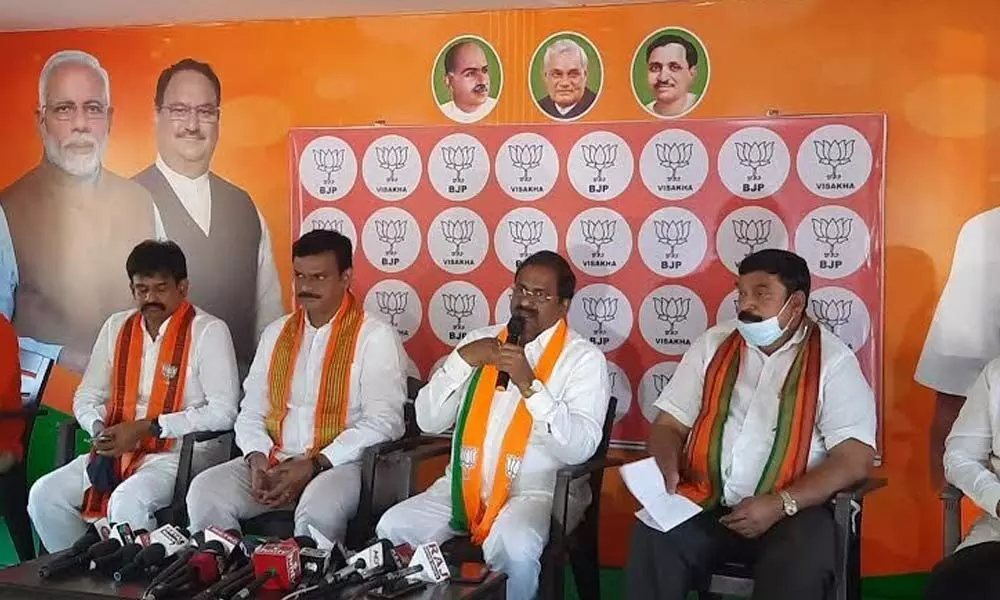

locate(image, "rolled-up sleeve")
(653, 332), (714, 428)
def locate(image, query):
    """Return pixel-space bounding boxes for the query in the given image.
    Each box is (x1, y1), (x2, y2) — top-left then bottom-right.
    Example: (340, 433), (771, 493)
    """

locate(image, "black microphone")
(191, 564), (254, 600)
(146, 542), (226, 600)
(115, 544), (166, 582)
(39, 539), (120, 579)
(343, 565), (424, 600)
(231, 569), (277, 600)
(91, 539), (145, 573)
(495, 315), (525, 391)
(298, 557), (368, 600)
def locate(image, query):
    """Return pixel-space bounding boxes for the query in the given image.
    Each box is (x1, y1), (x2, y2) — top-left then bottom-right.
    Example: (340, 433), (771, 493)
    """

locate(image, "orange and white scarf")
(265, 292), (364, 463)
(450, 320), (569, 545)
(81, 302), (196, 519)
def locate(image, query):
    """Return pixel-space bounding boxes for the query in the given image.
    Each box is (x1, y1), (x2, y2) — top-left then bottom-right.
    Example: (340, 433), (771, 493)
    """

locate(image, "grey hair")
(38, 50), (111, 108)
(543, 38), (588, 73)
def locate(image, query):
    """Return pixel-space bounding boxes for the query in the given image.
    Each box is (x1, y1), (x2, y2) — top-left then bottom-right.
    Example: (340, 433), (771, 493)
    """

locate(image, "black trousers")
(625, 504), (836, 600)
(925, 541), (1000, 599)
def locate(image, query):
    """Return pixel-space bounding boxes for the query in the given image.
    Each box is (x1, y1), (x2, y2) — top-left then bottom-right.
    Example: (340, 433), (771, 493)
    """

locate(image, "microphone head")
(201, 540), (227, 556)
(189, 552), (221, 585)
(507, 315), (525, 338)
(71, 532), (101, 553)
(138, 543), (167, 565)
(118, 544), (143, 564)
(293, 536), (317, 550)
(88, 539), (121, 558)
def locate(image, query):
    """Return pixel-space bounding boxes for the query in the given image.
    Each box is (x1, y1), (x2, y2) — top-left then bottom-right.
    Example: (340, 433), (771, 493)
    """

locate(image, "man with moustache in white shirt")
(133, 58), (282, 377)
(439, 40), (498, 124)
(377, 250), (609, 600)
(186, 230), (406, 543)
(27, 240), (240, 551)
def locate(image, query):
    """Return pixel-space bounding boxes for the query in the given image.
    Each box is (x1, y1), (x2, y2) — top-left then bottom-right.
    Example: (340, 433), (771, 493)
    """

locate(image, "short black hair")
(126, 240), (187, 282)
(444, 40), (479, 74)
(646, 34), (699, 68)
(154, 58), (221, 108)
(738, 249), (811, 299)
(293, 229), (353, 273)
(515, 250), (577, 300)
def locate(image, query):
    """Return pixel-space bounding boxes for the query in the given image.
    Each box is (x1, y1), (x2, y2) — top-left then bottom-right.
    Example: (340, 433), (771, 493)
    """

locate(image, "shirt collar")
(155, 154), (209, 187)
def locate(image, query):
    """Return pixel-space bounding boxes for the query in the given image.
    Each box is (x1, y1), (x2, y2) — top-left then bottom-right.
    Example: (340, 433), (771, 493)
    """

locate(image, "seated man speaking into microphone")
(626, 249), (876, 600)
(187, 229), (406, 543)
(28, 240), (240, 552)
(376, 250), (609, 600)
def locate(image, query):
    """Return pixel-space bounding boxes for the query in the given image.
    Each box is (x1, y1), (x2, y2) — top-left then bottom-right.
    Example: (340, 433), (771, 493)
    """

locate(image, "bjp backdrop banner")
(289, 114), (886, 449)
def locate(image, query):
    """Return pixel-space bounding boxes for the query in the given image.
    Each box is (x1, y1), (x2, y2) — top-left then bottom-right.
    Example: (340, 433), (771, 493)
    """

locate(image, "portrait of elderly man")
(0, 49), (157, 372)
(535, 37), (598, 121)
(438, 38), (499, 124)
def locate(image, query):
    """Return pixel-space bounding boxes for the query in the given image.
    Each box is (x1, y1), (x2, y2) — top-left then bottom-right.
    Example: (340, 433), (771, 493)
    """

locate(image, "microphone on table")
(495, 315), (525, 391)
(48, 524), (100, 562)
(191, 564), (255, 600)
(296, 538), (394, 600)
(90, 530), (148, 573)
(342, 565), (425, 600)
(39, 538), (121, 579)
(246, 538), (303, 592)
(144, 540), (228, 600)
(117, 524), (190, 582)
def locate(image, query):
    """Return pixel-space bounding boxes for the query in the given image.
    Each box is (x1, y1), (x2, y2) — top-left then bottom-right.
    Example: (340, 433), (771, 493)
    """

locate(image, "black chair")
(55, 423), (232, 529)
(239, 376), (424, 549)
(379, 395), (621, 600)
(0, 345), (54, 562)
(697, 477), (888, 600)
(941, 483), (963, 556)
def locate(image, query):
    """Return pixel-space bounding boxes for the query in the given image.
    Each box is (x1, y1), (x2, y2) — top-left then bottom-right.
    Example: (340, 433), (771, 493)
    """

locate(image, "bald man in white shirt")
(186, 230), (406, 543)
(376, 251), (609, 600)
(27, 241), (239, 552)
(134, 58), (282, 377)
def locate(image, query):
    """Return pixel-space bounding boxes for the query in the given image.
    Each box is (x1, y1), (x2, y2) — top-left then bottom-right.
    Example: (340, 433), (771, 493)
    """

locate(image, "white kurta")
(27, 306), (240, 551)
(376, 321), (609, 600)
(655, 320), (877, 507)
(152, 155), (284, 340)
(916, 208), (1000, 396)
(187, 309), (407, 540)
(944, 357), (1000, 551)
(439, 97), (497, 123)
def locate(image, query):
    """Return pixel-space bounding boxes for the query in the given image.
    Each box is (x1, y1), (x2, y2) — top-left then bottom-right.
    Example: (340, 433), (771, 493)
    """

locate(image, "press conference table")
(0, 555), (507, 600)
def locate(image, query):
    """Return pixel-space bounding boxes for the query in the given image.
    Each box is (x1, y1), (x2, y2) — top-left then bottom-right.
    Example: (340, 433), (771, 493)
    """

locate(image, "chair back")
(586, 396), (617, 504)
(19, 345), (54, 411)
(404, 376), (423, 438)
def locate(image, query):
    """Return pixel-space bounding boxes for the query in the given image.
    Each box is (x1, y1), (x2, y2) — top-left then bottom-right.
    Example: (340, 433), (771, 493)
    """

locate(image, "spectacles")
(43, 102), (109, 121)
(159, 103), (221, 123)
(512, 285), (555, 304)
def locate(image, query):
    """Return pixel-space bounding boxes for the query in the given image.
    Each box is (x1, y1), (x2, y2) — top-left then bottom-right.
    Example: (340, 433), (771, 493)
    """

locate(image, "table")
(0, 555), (507, 600)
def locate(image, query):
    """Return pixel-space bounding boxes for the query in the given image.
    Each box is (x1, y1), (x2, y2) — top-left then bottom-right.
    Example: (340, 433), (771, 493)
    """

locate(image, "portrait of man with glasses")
(0, 49), (158, 373)
(133, 58), (282, 377)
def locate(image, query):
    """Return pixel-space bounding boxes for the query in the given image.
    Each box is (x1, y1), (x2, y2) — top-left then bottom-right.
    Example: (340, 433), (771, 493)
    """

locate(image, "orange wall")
(2, 0), (999, 576)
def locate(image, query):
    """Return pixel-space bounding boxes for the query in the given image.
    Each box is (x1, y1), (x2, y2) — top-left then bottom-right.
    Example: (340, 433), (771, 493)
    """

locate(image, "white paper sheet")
(620, 457), (703, 533)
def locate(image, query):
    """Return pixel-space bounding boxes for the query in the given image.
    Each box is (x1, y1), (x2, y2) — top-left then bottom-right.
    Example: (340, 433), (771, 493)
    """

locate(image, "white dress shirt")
(916, 208), (1000, 396)
(655, 320), (877, 507)
(439, 97), (498, 123)
(235, 311), (406, 467)
(74, 306), (240, 441)
(153, 156), (284, 339)
(417, 322), (609, 498)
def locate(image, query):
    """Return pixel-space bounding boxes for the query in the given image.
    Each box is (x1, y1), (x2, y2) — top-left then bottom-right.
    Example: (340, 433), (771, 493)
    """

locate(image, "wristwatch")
(311, 456), (331, 478)
(522, 379), (543, 399)
(778, 490), (799, 517)
(147, 418), (162, 439)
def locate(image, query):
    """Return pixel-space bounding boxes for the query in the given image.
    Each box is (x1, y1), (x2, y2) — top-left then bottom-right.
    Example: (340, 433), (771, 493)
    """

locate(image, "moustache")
(177, 132), (205, 140)
(297, 292), (321, 300)
(61, 134), (99, 150)
(473, 84), (488, 94)
(142, 302), (166, 312)
(513, 308), (537, 318)
(737, 310), (763, 323)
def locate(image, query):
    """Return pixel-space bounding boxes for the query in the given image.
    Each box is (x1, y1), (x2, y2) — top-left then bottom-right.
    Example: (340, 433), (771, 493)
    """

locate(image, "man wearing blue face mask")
(625, 249), (877, 600)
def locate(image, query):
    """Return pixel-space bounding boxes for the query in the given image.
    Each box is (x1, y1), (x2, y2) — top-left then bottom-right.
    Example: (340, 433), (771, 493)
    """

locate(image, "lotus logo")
(375, 146), (408, 182)
(460, 446), (477, 472)
(814, 139), (854, 180)
(313, 148), (345, 185)
(441, 220), (475, 256)
(443, 293), (476, 330)
(653, 373), (673, 396)
(653, 296), (691, 335)
(581, 143), (618, 182)
(732, 219), (772, 254)
(508, 144), (543, 182)
(581, 297), (618, 336)
(735, 141), (774, 181)
(581, 219), (617, 257)
(376, 291), (408, 326)
(504, 454), (522, 479)
(441, 145), (475, 184)
(608, 371), (618, 391)
(310, 219), (344, 233)
(656, 142), (693, 181)
(374, 219), (407, 255)
(509, 220), (544, 257)
(812, 299), (852, 335)
(654, 219), (691, 259)
(812, 217), (852, 258)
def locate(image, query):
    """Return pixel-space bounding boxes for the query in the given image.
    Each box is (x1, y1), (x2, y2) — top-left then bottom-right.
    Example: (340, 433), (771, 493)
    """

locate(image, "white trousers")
(186, 457), (361, 542)
(28, 453), (179, 552)
(376, 477), (554, 600)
